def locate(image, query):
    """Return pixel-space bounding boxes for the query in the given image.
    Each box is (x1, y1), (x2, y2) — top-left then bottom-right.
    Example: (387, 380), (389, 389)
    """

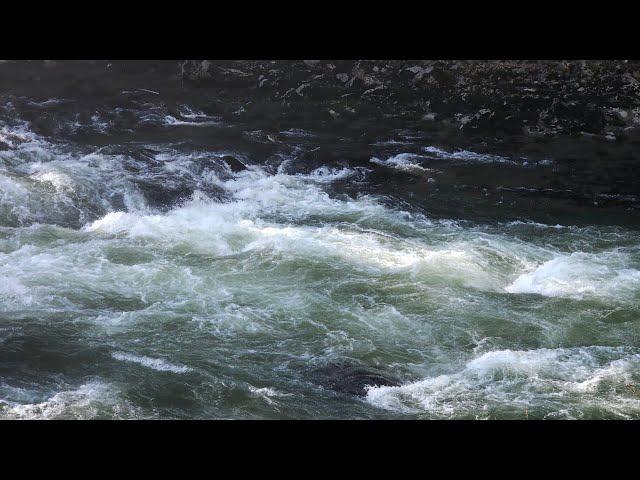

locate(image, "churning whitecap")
(0, 381), (140, 420)
(505, 251), (640, 301)
(365, 346), (640, 418)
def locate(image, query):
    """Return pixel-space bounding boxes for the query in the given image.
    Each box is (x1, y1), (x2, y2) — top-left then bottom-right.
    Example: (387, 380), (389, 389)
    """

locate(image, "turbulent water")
(1, 65), (640, 419)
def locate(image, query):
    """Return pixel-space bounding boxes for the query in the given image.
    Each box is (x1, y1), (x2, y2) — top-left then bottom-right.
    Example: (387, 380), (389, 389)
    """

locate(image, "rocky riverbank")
(2, 60), (638, 141)
(181, 60), (640, 140)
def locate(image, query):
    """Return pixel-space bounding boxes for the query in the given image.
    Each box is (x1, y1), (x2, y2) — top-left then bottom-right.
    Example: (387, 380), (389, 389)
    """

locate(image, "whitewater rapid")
(1, 108), (639, 419)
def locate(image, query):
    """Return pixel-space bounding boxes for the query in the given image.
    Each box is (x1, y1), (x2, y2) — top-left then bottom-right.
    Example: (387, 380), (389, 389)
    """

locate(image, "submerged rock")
(308, 361), (401, 397)
(131, 179), (195, 209)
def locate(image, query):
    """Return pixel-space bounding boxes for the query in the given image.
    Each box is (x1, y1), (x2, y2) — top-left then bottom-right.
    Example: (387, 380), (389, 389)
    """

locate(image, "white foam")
(83, 197), (501, 288)
(279, 128), (316, 138)
(0, 382), (135, 420)
(111, 352), (192, 373)
(0, 123), (40, 148)
(89, 114), (110, 133)
(177, 105), (219, 120)
(76, 166), (561, 294)
(0, 172), (32, 223)
(26, 98), (71, 107)
(423, 146), (513, 164)
(248, 386), (288, 405)
(305, 166), (366, 183)
(505, 251), (640, 300)
(30, 168), (74, 191)
(0, 237), (213, 314)
(0, 130), (146, 226)
(366, 347), (640, 418)
(86, 211), (128, 233)
(503, 220), (566, 229)
(0, 274), (32, 307)
(164, 115), (221, 127)
(370, 153), (433, 174)
(83, 167), (409, 254)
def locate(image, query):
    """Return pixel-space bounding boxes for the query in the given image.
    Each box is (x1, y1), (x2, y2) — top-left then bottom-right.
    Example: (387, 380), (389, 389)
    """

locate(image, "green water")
(2, 158), (639, 419)
(1, 79), (639, 419)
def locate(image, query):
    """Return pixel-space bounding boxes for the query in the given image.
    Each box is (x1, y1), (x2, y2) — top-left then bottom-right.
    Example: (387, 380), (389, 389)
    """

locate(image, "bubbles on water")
(1, 101), (640, 418)
(111, 352), (192, 373)
(505, 251), (640, 302)
(366, 346), (640, 419)
(0, 381), (141, 420)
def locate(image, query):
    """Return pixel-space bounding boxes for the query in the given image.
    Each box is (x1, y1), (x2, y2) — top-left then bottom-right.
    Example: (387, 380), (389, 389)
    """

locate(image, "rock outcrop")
(180, 60), (640, 139)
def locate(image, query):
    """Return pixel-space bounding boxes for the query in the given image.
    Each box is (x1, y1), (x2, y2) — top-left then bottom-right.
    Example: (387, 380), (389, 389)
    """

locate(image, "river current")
(1, 63), (639, 419)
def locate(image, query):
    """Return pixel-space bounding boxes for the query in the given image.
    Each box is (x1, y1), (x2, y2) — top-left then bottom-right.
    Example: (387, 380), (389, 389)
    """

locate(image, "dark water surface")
(1, 61), (639, 419)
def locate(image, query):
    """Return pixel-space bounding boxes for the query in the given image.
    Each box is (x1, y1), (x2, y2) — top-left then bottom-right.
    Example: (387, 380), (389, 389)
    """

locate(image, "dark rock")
(430, 65), (456, 86)
(222, 155), (247, 172)
(460, 108), (496, 133)
(132, 177), (228, 209)
(132, 179), (195, 209)
(308, 361), (401, 397)
(174, 60), (640, 138)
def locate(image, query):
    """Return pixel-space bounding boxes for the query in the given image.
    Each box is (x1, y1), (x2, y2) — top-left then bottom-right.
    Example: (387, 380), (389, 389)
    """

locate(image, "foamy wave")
(279, 128), (316, 138)
(423, 146), (512, 163)
(0, 133), (146, 226)
(243, 224), (493, 281)
(370, 153), (434, 174)
(248, 385), (289, 405)
(0, 239), (209, 313)
(83, 167), (417, 256)
(419, 146), (553, 166)
(26, 98), (72, 107)
(164, 115), (221, 127)
(30, 168), (74, 192)
(305, 166), (368, 183)
(0, 172), (32, 224)
(366, 346), (640, 418)
(0, 123), (41, 148)
(83, 197), (505, 287)
(176, 105), (218, 120)
(505, 251), (640, 300)
(0, 382), (138, 420)
(0, 275), (32, 307)
(77, 166), (559, 290)
(503, 220), (567, 229)
(112, 352), (192, 373)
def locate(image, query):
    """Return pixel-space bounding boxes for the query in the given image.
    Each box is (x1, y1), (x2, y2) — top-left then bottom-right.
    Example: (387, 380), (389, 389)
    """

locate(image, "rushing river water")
(1, 62), (639, 419)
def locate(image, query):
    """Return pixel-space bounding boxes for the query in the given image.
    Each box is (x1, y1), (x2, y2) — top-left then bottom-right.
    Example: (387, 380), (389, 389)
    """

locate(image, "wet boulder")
(308, 361), (401, 397)
(132, 178), (195, 209)
(222, 155), (247, 173)
(132, 178), (228, 210)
